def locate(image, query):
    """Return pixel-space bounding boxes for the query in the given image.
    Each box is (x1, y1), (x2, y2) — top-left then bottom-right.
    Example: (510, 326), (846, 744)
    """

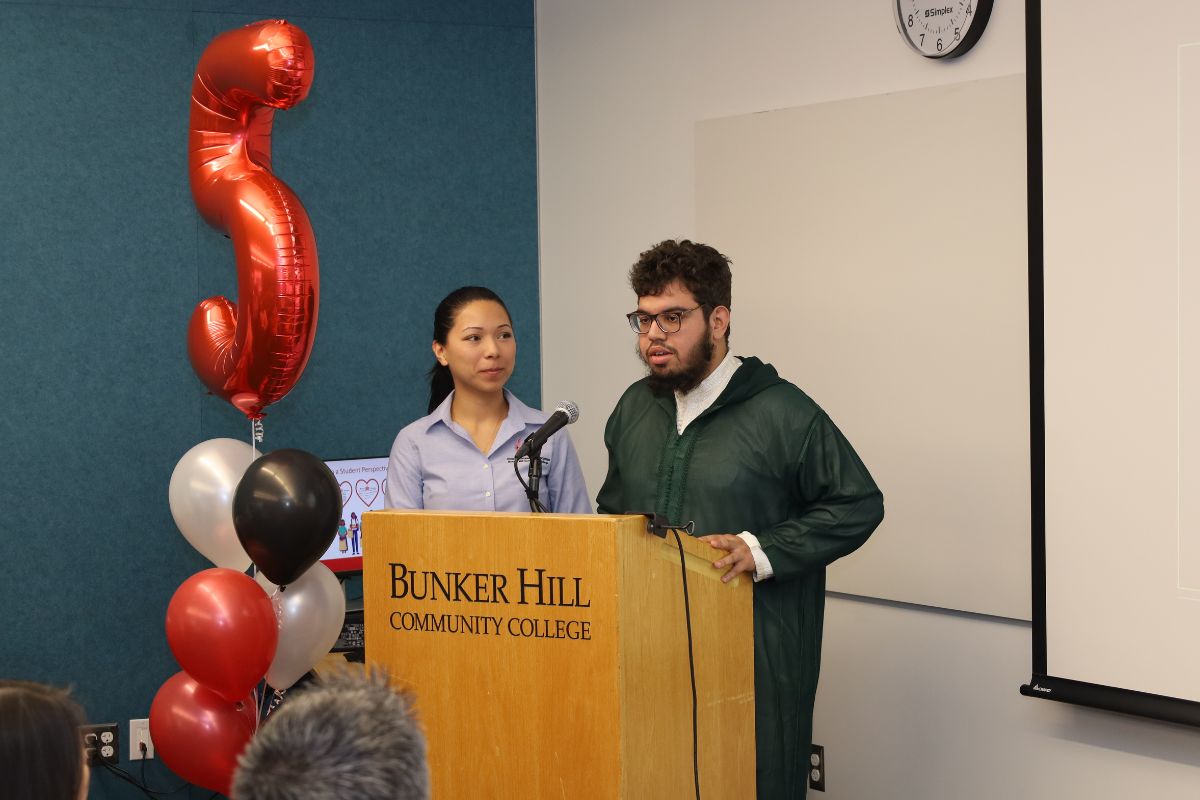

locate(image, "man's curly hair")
(232, 668), (428, 800)
(629, 239), (732, 341)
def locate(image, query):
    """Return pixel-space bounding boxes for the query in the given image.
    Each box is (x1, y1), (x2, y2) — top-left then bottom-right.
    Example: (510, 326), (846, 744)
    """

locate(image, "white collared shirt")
(675, 350), (743, 434)
(674, 352), (774, 582)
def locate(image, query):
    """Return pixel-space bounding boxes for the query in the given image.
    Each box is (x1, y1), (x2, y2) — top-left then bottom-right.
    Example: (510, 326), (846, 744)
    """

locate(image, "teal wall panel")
(0, 2), (536, 797)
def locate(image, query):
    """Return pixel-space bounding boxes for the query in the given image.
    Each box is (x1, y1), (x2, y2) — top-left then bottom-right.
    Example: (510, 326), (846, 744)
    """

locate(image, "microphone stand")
(524, 446), (547, 513)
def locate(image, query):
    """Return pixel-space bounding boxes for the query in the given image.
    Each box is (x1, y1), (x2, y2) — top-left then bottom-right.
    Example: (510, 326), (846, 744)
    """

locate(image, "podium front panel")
(363, 510), (753, 798)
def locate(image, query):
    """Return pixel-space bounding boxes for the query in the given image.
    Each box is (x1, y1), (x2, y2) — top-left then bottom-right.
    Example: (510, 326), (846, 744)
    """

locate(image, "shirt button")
(483, 464), (489, 470)
(485, 491), (492, 497)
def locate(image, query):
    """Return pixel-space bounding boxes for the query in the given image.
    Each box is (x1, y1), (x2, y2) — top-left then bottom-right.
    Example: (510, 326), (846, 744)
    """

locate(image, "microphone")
(515, 401), (579, 460)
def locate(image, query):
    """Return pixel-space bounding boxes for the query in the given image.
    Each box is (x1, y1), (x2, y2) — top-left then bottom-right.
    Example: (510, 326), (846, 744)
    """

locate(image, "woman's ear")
(432, 341), (448, 366)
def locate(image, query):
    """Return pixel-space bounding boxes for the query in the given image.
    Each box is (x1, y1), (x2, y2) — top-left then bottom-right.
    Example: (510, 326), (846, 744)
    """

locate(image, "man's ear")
(709, 305), (730, 342)
(432, 341), (448, 366)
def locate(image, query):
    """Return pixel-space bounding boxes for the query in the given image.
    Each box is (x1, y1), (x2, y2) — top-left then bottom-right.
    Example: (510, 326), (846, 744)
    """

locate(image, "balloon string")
(251, 418), (264, 457)
(256, 680), (271, 726)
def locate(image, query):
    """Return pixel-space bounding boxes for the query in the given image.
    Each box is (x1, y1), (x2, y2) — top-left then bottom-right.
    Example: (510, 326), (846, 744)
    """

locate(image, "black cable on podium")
(643, 513), (701, 800)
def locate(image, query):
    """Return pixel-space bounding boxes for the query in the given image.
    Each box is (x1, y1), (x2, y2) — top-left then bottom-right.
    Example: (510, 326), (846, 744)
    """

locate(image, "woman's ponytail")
(427, 361), (454, 413)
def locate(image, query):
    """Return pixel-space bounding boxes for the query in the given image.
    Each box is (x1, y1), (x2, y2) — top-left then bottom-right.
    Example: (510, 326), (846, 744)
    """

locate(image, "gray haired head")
(232, 668), (429, 800)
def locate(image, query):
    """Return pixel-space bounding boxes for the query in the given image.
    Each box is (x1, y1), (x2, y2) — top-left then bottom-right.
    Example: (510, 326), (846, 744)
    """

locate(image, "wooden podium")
(362, 510), (755, 798)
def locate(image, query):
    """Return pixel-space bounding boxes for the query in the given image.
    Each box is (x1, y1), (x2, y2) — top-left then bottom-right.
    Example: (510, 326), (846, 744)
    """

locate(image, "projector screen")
(1026, 0), (1200, 724)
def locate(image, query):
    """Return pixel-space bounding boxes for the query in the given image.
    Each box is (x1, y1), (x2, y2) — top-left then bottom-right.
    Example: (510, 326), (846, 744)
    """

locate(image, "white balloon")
(262, 563), (346, 690)
(168, 438), (257, 571)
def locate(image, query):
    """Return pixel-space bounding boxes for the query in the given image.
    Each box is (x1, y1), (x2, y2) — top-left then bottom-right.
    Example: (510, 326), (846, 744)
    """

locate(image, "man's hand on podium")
(698, 534), (756, 584)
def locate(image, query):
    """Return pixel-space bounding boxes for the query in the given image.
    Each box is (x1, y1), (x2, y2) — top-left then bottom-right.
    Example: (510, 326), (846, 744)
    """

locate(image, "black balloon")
(233, 449), (341, 586)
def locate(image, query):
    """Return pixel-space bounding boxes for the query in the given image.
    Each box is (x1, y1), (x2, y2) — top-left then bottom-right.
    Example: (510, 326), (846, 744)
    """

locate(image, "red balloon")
(150, 672), (257, 796)
(166, 568), (278, 702)
(187, 20), (318, 420)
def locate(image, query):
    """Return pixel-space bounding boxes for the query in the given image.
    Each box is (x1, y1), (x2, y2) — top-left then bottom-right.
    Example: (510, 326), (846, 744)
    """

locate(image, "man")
(597, 239), (884, 799)
(232, 667), (429, 800)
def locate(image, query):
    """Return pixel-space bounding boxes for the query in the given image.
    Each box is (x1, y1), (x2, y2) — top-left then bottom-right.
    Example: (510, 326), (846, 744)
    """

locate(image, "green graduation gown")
(597, 356), (884, 800)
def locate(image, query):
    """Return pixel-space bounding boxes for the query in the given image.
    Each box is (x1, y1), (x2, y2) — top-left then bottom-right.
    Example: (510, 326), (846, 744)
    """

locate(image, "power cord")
(670, 528), (702, 800)
(633, 512), (702, 797)
(96, 747), (189, 799)
(93, 739), (226, 799)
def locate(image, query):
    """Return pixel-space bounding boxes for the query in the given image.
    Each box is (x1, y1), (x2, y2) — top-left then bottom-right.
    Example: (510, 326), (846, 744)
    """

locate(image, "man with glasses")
(597, 239), (884, 800)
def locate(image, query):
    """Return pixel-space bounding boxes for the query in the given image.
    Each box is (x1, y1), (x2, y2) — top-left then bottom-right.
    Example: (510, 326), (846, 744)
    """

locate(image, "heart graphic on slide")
(339, 481), (352, 509)
(355, 479), (380, 507)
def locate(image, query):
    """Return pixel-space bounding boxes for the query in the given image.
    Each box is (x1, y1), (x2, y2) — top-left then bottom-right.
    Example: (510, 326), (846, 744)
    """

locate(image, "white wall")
(695, 77), (1030, 620)
(816, 596), (1200, 798)
(536, 0), (1021, 488)
(537, 0), (1200, 797)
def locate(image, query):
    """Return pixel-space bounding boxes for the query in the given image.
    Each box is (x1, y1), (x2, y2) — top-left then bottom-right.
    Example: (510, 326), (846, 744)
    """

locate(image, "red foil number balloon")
(188, 20), (318, 420)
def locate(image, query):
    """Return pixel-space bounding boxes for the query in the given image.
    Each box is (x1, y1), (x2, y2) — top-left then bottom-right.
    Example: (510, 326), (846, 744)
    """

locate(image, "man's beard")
(638, 333), (716, 396)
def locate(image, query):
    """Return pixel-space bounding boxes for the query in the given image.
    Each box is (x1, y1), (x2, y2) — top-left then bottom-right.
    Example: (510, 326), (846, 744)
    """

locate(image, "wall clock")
(894, 0), (994, 59)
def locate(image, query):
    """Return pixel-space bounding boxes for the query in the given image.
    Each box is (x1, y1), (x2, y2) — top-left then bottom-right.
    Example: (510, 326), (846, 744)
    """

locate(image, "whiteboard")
(697, 75), (1029, 619)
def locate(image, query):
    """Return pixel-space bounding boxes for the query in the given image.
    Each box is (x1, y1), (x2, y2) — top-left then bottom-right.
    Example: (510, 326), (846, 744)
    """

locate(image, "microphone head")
(555, 400), (580, 424)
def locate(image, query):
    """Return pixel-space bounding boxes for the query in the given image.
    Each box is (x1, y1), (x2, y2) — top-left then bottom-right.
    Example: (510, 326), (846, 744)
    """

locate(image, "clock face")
(894, 0), (993, 59)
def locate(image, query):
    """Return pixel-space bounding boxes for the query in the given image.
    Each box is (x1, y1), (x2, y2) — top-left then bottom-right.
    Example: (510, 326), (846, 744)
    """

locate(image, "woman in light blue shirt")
(385, 286), (591, 514)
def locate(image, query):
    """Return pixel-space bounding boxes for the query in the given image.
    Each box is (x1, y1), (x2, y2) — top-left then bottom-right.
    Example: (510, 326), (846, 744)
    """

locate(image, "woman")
(385, 286), (591, 513)
(0, 680), (90, 800)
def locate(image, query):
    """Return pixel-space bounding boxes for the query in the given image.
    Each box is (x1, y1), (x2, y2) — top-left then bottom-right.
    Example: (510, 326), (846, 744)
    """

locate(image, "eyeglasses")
(626, 305), (706, 334)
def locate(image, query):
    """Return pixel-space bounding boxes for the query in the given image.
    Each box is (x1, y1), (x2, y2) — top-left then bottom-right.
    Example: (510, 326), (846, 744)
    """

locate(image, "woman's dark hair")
(0, 680), (87, 800)
(428, 286), (512, 412)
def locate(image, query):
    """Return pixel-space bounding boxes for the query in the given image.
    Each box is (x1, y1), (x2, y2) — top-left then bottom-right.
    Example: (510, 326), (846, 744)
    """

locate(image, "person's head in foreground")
(232, 667), (429, 800)
(0, 679), (90, 800)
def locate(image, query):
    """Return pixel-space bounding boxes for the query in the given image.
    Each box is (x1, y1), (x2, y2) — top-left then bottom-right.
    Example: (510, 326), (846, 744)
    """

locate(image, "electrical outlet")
(809, 743), (826, 792)
(129, 718), (153, 760)
(81, 723), (119, 765)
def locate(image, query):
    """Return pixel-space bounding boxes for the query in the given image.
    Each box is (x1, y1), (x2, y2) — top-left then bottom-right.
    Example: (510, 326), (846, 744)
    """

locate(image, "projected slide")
(319, 456), (388, 574)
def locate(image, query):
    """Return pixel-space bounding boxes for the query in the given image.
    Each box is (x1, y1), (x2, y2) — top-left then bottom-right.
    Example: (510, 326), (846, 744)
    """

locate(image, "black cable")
(97, 762), (155, 799)
(671, 529), (701, 800)
(513, 454), (548, 513)
(136, 742), (189, 794)
(98, 759), (188, 799)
